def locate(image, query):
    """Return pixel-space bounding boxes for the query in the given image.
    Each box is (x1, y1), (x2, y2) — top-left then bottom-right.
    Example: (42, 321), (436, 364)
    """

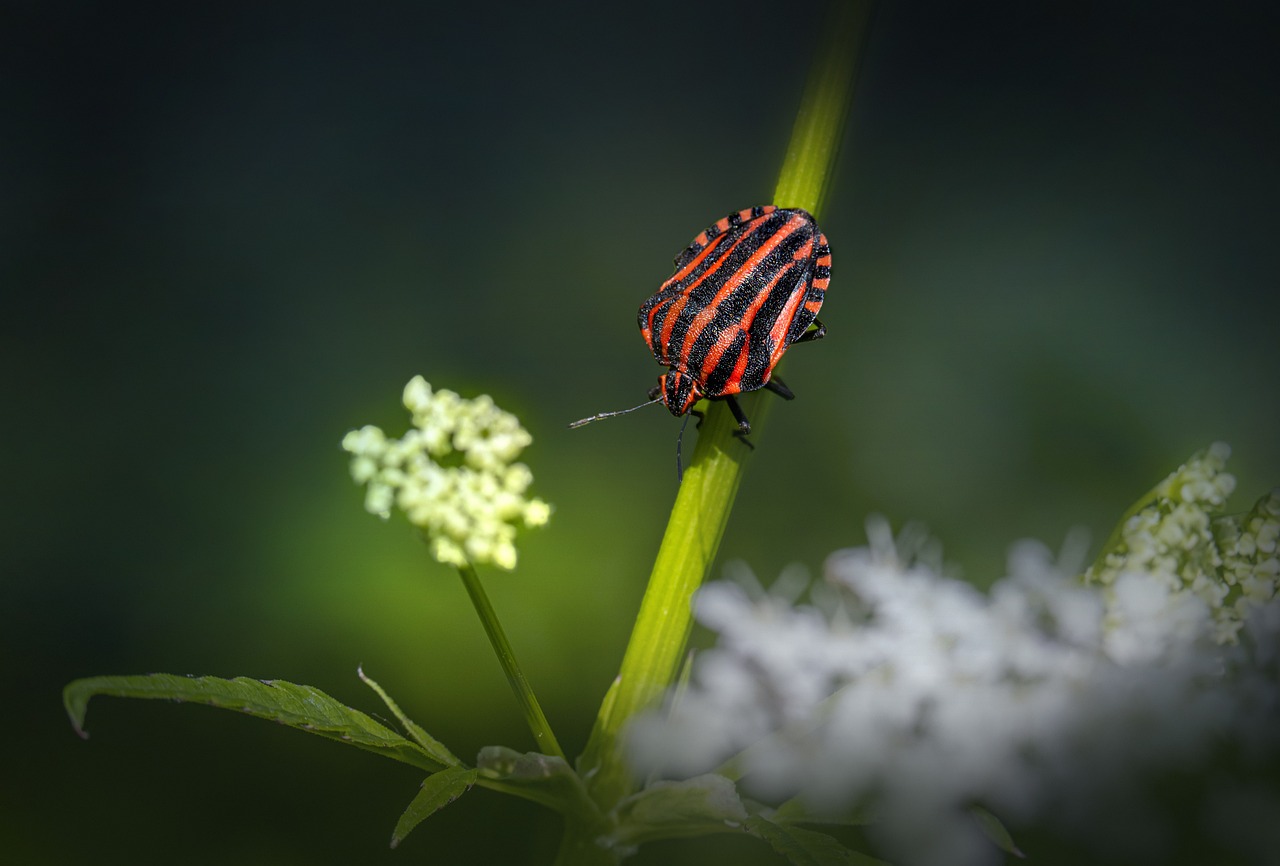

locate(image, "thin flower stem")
(456, 562), (566, 761)
(576, 0), (875, 815)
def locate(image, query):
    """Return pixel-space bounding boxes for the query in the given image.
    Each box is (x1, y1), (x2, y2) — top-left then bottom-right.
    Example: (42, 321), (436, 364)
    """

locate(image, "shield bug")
(572, 204), (830, 443)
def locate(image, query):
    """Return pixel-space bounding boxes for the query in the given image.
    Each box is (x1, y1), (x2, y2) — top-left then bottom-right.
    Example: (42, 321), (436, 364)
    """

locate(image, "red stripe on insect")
(728, 335), (753, 390)
(766, 239), (816, 365)
(656, 237), (730, 355)
(730, 254), (796, 348)
(657, 225), (760, 359)
(676, 217), (802, 367)
(665, 227), (731, 289)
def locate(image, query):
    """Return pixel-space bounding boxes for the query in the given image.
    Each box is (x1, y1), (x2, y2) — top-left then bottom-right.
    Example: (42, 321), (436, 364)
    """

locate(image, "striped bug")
(572, 205), (831, 453)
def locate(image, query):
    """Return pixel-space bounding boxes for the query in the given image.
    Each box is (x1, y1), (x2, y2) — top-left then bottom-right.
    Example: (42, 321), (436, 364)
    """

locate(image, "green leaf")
(63, 674), (448, 772)
(610, 774), (750, 846)
(746, 816), (890, 866)
(969, 806), (1024, 859)
(767, 795), (879, 828)
(475, 745), (596, 817)
(358, 666), (460, 768)
(390, 767), (479, 849)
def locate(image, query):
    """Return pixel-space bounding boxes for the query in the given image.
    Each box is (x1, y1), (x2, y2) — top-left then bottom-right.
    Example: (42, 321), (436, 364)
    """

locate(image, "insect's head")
(655, 370), (701, 417)
(567, 371), (702, 483)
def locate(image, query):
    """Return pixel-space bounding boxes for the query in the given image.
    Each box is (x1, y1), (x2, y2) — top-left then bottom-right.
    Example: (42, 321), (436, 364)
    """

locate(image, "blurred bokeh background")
(4, 1), (1277, 863)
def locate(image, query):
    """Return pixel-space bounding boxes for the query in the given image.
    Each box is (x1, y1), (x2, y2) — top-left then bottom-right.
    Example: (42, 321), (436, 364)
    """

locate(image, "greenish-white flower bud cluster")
(1085, 442), (1276, 644)
(1214, 486), (1280, 622)
(342, 376), (550, 570)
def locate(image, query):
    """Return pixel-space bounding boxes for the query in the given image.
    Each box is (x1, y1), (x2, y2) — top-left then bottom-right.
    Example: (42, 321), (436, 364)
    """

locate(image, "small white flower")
(341, 376), (550, 570)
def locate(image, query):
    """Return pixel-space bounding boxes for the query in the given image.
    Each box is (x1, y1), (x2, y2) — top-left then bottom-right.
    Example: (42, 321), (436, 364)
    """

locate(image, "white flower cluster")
(1216, 487), (1280, 616)
(342, 376), (551, 570)
(1085, 442), (1278, 644)
(627, 451), (1279, 866)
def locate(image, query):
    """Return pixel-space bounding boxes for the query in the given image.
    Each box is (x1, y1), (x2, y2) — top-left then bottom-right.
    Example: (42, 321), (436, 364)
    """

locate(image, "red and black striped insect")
(572, 204), (831, 444)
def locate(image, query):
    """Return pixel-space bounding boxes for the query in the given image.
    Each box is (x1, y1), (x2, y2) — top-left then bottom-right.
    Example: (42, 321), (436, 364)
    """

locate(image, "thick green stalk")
(456, 563), (566, 761)
(576, 0), (874, 815)
(773, 0), (871, 217)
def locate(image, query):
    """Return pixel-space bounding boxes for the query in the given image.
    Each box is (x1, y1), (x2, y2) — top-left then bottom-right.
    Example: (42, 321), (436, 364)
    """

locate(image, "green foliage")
(59, 669), (896, 865)
(611, 775), (748, 846)
(391, 767), (479, 849)
(607, 774), (885, 865)
(475, 746), (596, 816)
(969, 806), (1024, 860)
(63, 673), (451, 773)
(745, 817), (890, 866)
(358, 665), (461, 767)
(768, 797), (878, 828)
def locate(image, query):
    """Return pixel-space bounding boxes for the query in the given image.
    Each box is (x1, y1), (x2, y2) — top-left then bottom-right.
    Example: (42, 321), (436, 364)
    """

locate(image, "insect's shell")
(637, 205), (831, 416)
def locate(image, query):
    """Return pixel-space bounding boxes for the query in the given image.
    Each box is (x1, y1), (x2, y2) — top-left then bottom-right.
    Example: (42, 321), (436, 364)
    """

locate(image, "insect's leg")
(676, 413), (692, 483)
(723, 395), (756, 449)
(764, 378), (796, 400)
(793, 318), (826, 343)
(724, 395), (752, 433)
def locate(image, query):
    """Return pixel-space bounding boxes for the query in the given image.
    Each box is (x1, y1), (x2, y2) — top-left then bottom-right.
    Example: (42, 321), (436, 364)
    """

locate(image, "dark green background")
(5, 2), (1277, 863)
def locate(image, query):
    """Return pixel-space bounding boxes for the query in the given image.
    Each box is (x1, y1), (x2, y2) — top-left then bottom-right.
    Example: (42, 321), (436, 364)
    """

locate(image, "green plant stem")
(575, 0), (874, 817)
(773, 0), (872, 217)
(552, 818), (623, 866)
(456, 563), (566, 761)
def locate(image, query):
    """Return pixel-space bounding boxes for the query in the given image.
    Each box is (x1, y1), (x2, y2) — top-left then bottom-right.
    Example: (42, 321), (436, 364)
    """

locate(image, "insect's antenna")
(568, 396), (662, 429)
(675, 412), (692, 483)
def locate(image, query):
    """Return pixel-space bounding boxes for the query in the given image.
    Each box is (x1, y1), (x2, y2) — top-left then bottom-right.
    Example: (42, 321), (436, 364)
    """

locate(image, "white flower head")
(1086, 442), (1277, 644)
(626, 447), (1280, 866)
(341, 376), (550, 570)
